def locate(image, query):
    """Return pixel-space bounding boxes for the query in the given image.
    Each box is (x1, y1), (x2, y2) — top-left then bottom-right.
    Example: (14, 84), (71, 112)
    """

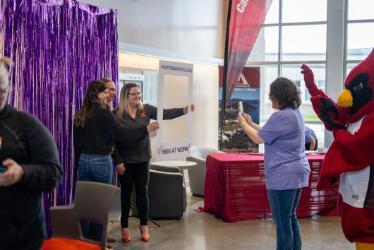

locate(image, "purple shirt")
(258, 108), (310, 190)
(305, 126), (317, 144)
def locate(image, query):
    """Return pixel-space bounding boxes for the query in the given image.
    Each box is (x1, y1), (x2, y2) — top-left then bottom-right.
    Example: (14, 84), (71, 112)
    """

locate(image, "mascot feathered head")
(337, 49), (374, 122)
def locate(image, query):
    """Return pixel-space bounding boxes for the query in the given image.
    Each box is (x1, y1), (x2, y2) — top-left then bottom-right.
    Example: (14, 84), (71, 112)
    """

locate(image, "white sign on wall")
(156, 60), (193, 160)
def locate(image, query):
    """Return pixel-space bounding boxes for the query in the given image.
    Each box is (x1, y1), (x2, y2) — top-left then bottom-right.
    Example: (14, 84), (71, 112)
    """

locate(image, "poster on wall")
(219, 66), (260, 152)
(156, 60), (193, 160)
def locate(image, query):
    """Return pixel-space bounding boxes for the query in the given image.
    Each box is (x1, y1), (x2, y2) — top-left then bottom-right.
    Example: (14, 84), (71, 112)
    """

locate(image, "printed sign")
(156, 60), (193, 160)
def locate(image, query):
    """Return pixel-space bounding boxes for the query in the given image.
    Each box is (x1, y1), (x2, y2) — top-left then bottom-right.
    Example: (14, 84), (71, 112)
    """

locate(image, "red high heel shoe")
(121, 235), (131, 243)
(139, 226), (151, 242)
(121, 228), (131, 243)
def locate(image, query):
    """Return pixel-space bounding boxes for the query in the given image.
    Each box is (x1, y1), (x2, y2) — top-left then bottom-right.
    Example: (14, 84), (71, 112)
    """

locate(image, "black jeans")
(118, 161), (149, 228)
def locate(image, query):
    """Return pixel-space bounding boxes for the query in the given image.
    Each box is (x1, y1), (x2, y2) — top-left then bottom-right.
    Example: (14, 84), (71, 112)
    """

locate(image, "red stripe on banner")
(225, 0), (273, 104)
(219, 66), (260, 88)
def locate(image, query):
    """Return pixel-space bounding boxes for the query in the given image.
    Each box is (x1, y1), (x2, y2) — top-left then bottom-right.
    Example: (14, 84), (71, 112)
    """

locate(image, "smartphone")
(0, 165), (7, 173)
(238, 101), (244, 114)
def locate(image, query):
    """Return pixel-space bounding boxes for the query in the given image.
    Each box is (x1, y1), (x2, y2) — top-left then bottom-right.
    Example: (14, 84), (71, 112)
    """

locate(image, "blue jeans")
(267, 189), (302, 250)
(77, 154), (113, 184)
(77, 154), (113, 241)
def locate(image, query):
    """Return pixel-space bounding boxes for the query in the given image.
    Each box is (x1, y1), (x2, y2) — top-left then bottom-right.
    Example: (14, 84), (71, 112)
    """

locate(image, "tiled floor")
(107, 195), (355, 250)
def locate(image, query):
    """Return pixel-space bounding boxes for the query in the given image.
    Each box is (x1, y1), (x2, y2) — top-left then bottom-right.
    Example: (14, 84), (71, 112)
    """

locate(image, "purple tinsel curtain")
(0, 0), (118, 227)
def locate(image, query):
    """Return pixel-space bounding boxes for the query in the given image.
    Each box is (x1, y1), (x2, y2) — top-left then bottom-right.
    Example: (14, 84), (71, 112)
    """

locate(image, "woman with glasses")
(238, 77), (310, 250)
(113, 83), (194, 242)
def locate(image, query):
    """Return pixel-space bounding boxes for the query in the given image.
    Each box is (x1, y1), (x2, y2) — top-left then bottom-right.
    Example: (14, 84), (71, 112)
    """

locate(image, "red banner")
(224, 0), (272, 104)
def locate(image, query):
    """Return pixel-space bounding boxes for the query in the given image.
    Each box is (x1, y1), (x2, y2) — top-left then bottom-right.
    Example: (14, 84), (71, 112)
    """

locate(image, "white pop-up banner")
(156, 60), (193, 160)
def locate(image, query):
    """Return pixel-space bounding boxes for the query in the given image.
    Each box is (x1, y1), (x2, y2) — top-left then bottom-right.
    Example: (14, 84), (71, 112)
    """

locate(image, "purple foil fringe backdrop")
(0, 0), (118, 232)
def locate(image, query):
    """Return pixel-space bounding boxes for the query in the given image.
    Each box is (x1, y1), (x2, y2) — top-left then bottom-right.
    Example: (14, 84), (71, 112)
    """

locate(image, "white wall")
(119, 53), (219, 159)
(79, 0), (227, 59)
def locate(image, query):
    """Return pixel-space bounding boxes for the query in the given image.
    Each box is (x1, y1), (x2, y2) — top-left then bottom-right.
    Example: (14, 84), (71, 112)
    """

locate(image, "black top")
(73, 106), (148, 159)
(113, 104), (185, 163)
(0, 105), (63, 249)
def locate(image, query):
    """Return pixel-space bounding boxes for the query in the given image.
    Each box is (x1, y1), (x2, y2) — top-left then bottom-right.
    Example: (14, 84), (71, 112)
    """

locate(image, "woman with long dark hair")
(238, 77), (310, 250)
(73, 80), (158, 241)
(113, 83), (194, 243)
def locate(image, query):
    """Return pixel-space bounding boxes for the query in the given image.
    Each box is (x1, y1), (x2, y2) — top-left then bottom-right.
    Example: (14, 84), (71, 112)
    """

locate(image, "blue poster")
(219, 67), (260, 152)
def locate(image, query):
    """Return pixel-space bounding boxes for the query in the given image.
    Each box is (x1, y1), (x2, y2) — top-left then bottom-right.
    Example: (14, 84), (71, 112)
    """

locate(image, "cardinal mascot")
(301, 49), (374, 250)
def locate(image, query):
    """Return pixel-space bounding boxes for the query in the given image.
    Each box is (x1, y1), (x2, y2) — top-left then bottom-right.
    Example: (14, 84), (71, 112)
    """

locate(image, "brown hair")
(99, 78), (113, 84)
(269, 77), (301, 109)
(115, 83), (143, 120)
(74, 80), (108, 126)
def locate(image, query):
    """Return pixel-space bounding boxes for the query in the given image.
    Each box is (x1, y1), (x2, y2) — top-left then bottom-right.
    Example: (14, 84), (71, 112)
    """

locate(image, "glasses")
(128, 92), (142, 97)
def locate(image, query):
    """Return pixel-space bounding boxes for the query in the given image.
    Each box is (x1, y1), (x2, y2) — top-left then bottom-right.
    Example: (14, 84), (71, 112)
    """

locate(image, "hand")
(312, 96), (345, 130)
(0, 159), (25, 187)
(237, 113), (247, 127)
(147, 121), (159, 132)
(242, 113), (252, 125)
(116, 163), (126, 175)
(301, 64), (320, 96)
(183, 104), (195, 114)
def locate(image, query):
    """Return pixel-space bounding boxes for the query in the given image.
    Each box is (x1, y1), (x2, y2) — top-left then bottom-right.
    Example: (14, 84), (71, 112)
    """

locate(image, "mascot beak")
(337, 89), (353, 107)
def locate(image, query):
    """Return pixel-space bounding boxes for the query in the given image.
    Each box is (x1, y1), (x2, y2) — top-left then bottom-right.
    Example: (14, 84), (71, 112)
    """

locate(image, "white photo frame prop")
(156, 60), (193, 160)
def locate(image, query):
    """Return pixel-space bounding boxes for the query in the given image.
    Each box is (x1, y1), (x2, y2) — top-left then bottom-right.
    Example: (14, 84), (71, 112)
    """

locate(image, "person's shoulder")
(17, 110), (43, 125)
(273, 108), (300, 123)
(272, 109), (291, 118)
(1, 106), (43, 128)
(96, 106), (112, 117)
(143, 103), (156, 113)
(143, 103), (154, 110)
(17, 110), (51, 133)
(281, 107), (301, 117)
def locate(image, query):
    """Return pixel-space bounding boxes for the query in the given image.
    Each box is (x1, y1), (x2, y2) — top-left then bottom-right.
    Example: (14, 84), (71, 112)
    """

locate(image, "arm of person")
(146, 104), (187, 120)
(241, 122), (264, 144)
(309, 138), (316, 150)
(242, 113), (262, 131)
(102, 108), (149, 142)
(238, 114), (264, 144)
(250, 122), (262, 131)
(0, 112), (63, 192)
(256, 111), (285, 145)
(111, 143), (126, 175)
(73, 126), (81, 168)
(111, 142), (122, 165)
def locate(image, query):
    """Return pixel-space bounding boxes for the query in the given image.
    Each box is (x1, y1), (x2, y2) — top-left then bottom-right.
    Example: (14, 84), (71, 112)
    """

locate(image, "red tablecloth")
(204, 153), (338, 222)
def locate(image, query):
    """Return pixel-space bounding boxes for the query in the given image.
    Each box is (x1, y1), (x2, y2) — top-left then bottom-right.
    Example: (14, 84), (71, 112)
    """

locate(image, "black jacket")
(113, 104), (185, 163)
(73, 106), (149, 161)
(0, 105), (63, 250)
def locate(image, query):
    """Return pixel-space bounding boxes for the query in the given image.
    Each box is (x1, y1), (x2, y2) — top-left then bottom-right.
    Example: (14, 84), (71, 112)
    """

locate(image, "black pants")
(118, 161), (149, 228)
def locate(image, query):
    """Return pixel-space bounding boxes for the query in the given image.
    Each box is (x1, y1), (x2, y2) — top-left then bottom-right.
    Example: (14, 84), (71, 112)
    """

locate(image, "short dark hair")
(269, 77), (301, 109)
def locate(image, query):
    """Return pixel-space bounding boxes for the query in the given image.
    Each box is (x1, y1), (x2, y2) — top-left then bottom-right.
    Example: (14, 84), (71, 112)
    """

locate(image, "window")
(346, 0), (374, 70)
(247, 3), (327, 106)
(247, 0), (327, 147)
(243, 0), (374, 148)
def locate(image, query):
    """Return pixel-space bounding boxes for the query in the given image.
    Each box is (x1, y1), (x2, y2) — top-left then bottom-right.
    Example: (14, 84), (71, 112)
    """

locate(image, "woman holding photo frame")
(113, 82), (194, 243)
